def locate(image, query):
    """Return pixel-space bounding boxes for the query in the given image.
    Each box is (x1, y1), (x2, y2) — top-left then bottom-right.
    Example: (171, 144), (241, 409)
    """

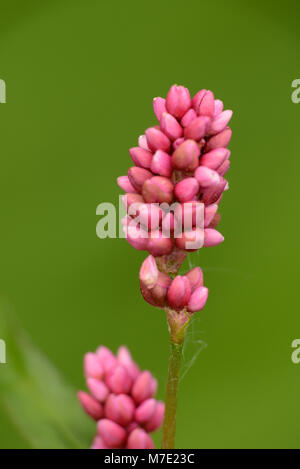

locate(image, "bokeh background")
(0, 0), (299, 449)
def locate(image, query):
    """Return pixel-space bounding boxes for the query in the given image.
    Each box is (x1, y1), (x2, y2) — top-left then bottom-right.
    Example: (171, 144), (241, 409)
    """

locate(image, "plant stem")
(161, 340), (184, 449)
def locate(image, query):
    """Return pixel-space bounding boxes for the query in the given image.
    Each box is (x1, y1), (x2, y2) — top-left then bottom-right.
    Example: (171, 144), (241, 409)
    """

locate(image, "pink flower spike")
(135, 398), (157, 424)
(144, 401), (165, 432)
(181, 108), (197, 127)
(128, 167), (152, 192)
(184, 116), (211, 141)
(151, 150), (172, 177)
(160, 112), (183, 140)
(147, 230), (173, 257)
(205, 127), (232, 152)
(167, 275), (192, 311)
(132, 371), (157, 404)
(105, 365), (132, 394)
(166, 85), (191, 119)
(77, 391), (104, 421)
(145, 127), (171, 153)
(129, 147), (153, 169)
(172, 140), (200, 171)
(204, 204), (218, 228)
(142, 176), (173, 204)
(195, 166), (221, 188)
(204, 228), (224, 247)
(198, 90), (215, 117)
(139, 255), (159, 289)
(200, 148), (229, 170)
(213, 99), (224, 116)
(138, 134), (150, 150)
(105, 394), (135, 427)
(84, 353), (103, 379)
(185, 267), (204, 292)
(127, 428), (154, 449)
(187, 286), (209, 313)
(117, 176), (138, 194)
(97, 419), (127, 448)
(153, 97), (166, 121)
(174, 177), (199, 203)
(209, 110), (233, 135)
(87, 378), (109, 402)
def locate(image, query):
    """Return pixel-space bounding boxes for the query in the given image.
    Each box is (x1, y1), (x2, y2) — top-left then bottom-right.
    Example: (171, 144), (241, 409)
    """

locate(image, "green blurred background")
(0, 0), (299, 449)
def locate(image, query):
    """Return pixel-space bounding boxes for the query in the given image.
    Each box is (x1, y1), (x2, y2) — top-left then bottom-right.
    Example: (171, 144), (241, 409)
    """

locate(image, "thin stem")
(161, 340), (184, 449)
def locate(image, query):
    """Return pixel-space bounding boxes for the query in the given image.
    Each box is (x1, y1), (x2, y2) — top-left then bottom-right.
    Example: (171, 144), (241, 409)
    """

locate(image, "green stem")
(161, 340), (184, 449)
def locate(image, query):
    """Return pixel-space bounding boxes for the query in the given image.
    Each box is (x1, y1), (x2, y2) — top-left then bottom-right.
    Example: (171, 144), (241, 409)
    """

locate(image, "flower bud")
(195, 166), (221, 187)
(161, 212), (175, 235)
(135, 398), (157, 424)
(87, 378), (109, 402)
(137, 203), (162, 230)
(117, 346), (140, 381)
(142, 176), (173, 204)
(126, 223), (148, 251)
(167, 275), (192, 311)
(201, 178), (227, 204)
(184, 116), (210, 140)
(139, 255), (159, 289)
(160, 112), (183, 140)
(129, 147), (153, 169)
(126, 428), (154, 449)
(191, 89), (206, 113)
(213, 99), (224, 116)
(145, 127), (171, 152)
(181, 108), (197, 127)
(105, 365), (132, 394)
(128, 167), (152, 192)
(138, 134), (150, 150)
(205, 128), (232, 151)
(153, 97), (166, 121)
(197, 90), (215, 117)
(122, 193), (144, 209)
(105, 394), (135, 427)
(117, 176), (138, 194)
(187, 286), (209, 312)
(151, 272), (172, 306)
(204, 204), (218, 227)
(174, 227), (204, 251)
(200, 148), (229, 170)
(217, 159), (230, 176)
(172, 140), (200, 171)
(144, 401), (165, 432)
(132, 371), (157, 404)
(174, 201), (204, 229)
(204, 228), (224, 247)
(174, 177), (199, 202)
(77, 391), (104, 420)
(151, 150), (172, 177)
(166, 85), (191, 118)
(91, 436), (108, 449)
(96, 346), (118, 372)
(209, 110), (233, 135)
(84, 352), (104, 379)
(97, 419), (127, 448)
(173, 137), (185, 150)
(147, 230), (173, 257)
(185, 267), (204, 292)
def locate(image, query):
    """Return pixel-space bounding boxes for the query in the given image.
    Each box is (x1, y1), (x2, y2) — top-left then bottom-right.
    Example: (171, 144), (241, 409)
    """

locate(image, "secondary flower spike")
(78, 346), (164, 449)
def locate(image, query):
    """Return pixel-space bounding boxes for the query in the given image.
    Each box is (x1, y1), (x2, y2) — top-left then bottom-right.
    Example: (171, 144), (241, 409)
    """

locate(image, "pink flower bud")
(181, 108), (197, 127)
(151, 272), (172, 306)
(185, 267), (204, 292)
(151, 150), (172, 177)
(105, 365), (132, 394)
(129, 147), (153, 169)
(138, 134), (150, 150)
(167, 275), (192, 311)
(200, 148), (229, 170)
(77, 391), (104, 420)
(201, 178), (227, 205)
(117, 176), (138, 194)
(204, 228), (224, 247)
(147, 230), (173, 257)
(97, 419), (127, 448)
(84, 353), (103, 379)
(138, 203), (162, 230)
(135, 398), (157, 424)
(217, 159), (230, 176)
(128, 167), (152, 192)
(209, 110), (233, 135)
(96, 346), (118, 372)
(205, 127), (232, 151)
(87, 378), (109, 402)
(204, 204), (218, 227)
(139, 255), (159, 289)
(195, 166), (221, 188)
(214, 99), (224, 116)
(187, 286), (209, 312)
(140, 281), (160, 307)
(174, 227), (204, 251)
(117, 346), (140, 381)
(91, 435), (108, 449)
(126, 223), (148, 251)
(197, 90), (215, 117)
(145, 127), (171, 153)
(208, 212), (221, 228)
(184, 116), (211, 141)
(153, 97), (166, 121)
(172, 140), (200, 171)
(122, 193), (144, 209)
(142, 176), (173, 204)
(192, 89), (206, 113)
(174, 177), (199, 202)
(162, 212), (175, 235)
(173, 137), (185, 150)
(166, 85), (191, 119)
(126, 428), (154, 449)
(132, 371), (157, 404)
(160, 112), (183, 140)
(174, 201), (204, 229)
(105, 394), (135, 427)
(144, 401), (165, 432)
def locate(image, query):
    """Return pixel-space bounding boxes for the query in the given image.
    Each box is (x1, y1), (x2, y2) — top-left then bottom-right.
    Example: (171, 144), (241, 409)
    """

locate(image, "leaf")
(0, 305), (94, 448)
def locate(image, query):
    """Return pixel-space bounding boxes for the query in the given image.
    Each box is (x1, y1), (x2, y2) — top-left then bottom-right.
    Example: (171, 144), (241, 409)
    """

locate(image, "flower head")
(78, 346), (164, 449)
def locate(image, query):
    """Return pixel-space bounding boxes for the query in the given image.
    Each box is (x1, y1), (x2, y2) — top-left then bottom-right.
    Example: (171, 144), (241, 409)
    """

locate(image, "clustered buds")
(117, 85), (232, 315)
(78, 346), (164, 449)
